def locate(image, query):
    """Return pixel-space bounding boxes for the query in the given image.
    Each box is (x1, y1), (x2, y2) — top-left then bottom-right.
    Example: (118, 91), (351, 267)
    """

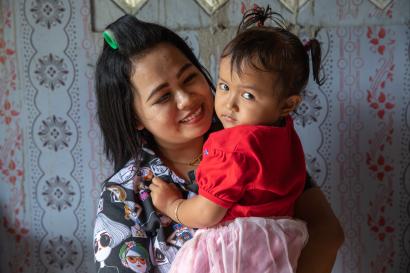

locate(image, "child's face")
(215, 56), (284, 128)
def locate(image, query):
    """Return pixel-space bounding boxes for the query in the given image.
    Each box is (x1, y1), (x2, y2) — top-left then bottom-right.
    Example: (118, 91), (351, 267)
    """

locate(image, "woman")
(93, 14), (343, 273)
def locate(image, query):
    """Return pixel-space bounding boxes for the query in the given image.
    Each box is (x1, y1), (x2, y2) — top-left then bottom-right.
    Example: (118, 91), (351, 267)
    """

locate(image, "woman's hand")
(149, 177), (182, 216)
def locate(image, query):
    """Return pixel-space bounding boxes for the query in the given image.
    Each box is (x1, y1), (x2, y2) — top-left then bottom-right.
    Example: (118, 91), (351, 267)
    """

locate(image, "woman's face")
(131, 43), (214, 148)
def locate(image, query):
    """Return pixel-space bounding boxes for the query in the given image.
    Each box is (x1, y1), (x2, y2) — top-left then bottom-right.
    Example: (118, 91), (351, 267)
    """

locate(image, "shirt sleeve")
(196, 148), (258, 209)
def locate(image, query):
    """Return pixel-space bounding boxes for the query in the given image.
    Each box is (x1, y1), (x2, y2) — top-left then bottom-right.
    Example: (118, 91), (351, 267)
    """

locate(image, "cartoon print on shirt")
(94, 213), (132, 272)
(106, 185), (127, 203)
(109, 161), (137, 185)
(94, 230), (113, 265)
(159, 214), (173, 228)
(94, 146), (202, 271)
(97, 197), (104, 214)
(153, 237), (169, 265)
(154, 247), (167, 266)
(171, 171), (186, 186)
(136, 169), (161, 233)
(131, 223), (147, 238)
(166, 223), (195, 248)
(124, 201), (143, 223)
(136, 166), (151, 178)
(138, 187), (161, 232)
(148, 158), (171, 178)
(119, 241), (151, 273)
(122, 179), (136, 191)
(135, 169), (152, 200)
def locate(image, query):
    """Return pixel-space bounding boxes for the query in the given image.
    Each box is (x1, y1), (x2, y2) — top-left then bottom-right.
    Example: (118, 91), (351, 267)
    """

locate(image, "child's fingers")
(148, 183), (157, 192)
(151, 176), (165, 186)
(169, 183), (179, 191)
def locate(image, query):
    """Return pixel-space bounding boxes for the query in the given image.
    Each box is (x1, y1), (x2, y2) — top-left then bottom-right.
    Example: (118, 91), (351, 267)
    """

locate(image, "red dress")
(197, 115), (306, 222)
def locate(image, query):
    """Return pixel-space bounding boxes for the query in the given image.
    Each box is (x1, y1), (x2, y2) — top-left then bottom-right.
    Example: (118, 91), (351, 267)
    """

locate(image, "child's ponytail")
(304, 39), (325, 86)
(238, 5), (286, 33)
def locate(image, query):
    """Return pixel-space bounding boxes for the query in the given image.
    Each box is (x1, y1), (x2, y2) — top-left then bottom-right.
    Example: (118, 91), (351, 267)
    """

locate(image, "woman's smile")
(179, 105), (204, 124)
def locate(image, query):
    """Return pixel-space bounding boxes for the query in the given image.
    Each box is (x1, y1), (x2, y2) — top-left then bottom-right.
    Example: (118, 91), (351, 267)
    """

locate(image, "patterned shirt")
(93, 146), (197, 273)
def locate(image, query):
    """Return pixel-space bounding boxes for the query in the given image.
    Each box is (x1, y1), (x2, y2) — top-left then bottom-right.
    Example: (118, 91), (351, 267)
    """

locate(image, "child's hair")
(95, 15), (215, 172)
(221, 5), (324, 99)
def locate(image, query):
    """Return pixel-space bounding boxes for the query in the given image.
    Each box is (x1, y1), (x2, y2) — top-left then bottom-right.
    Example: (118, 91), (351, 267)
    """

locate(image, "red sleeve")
(196, 148), (255, 209)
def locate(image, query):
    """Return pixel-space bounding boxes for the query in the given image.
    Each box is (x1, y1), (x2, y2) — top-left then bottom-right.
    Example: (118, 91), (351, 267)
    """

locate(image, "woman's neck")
(155, 136), (204, 168)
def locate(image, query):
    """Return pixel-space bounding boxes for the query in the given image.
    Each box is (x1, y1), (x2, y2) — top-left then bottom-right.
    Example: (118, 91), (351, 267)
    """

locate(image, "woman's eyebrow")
(146, 83), (169, 102)
(146, 63), (193, 102)
(176, 63), (193, 78)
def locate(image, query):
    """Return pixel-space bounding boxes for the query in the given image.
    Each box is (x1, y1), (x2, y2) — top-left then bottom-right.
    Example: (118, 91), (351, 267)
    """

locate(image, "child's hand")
(149, 177), (182, 216)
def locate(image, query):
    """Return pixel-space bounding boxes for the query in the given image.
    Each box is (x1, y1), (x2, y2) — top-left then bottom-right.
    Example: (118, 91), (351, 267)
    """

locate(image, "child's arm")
(150, 177), (228, 228)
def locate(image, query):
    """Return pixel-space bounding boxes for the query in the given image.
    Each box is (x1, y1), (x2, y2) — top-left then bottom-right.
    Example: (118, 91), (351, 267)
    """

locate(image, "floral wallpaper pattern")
(0, 0), (409, 273)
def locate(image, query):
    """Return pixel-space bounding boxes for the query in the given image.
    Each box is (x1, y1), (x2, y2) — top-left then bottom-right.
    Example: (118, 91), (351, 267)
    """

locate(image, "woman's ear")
(136, 124), (144, 131)
(280, 95), (301, 116)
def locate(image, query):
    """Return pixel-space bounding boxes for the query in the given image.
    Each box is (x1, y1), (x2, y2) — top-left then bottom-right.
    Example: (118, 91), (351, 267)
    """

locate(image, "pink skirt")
(169, 217), (308, 273)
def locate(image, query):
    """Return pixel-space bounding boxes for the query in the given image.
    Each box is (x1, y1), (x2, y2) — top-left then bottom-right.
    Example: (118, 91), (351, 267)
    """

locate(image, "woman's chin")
(182, 116), (212, 140)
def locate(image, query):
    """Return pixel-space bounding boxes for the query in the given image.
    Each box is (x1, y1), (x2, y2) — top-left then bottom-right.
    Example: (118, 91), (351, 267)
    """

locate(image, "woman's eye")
(155, 93), (171, 104)
(183, 73), (197, 84)
(242, 92), (254, 100)
(218, 83), (229, 92)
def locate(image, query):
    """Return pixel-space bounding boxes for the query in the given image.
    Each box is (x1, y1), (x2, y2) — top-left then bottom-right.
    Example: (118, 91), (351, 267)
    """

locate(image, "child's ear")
(280, 95), (301, 116)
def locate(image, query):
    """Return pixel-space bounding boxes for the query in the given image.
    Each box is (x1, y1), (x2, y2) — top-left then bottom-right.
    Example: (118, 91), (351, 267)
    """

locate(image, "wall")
(0, 0), (409, 272)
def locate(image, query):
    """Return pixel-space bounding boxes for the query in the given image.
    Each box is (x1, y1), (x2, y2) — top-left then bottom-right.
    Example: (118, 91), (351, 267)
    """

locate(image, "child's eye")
(218, 83), (229, 92)
(155, 93), (171, 104)
(242, 92), (254, 100)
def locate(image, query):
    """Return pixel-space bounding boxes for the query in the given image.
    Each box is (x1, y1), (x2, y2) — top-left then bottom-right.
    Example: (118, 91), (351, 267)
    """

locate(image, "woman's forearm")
(294, 187), (344, 273)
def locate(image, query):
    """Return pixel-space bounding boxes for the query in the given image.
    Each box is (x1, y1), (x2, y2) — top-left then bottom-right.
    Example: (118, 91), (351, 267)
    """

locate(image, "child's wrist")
(171, 199), (184, 224)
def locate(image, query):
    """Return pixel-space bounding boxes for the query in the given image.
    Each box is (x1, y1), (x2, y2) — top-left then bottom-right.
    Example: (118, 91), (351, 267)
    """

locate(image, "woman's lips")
(180, 105), (204, 124)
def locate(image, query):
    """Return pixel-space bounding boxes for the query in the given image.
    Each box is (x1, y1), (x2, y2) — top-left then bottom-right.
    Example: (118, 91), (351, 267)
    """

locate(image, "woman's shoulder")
(105, 147), (159, 186)
(106, 160), (137, 186)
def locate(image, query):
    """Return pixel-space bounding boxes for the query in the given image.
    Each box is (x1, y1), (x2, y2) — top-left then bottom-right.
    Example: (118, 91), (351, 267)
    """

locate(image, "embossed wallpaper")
(0, 0), (409, 273)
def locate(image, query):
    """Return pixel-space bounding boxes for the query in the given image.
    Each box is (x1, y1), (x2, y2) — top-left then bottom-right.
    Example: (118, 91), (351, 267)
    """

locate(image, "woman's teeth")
(181, 107), (202, 123)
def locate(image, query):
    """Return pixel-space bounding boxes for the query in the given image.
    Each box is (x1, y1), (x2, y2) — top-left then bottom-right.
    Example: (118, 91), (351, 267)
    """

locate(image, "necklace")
(162, 152), (203, 166)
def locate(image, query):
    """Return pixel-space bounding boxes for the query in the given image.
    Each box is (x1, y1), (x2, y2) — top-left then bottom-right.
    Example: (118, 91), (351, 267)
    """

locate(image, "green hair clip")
(103, 30), (119, 50)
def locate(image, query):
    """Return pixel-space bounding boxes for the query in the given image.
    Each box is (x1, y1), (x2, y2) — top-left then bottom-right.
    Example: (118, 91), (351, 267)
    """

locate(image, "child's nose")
(225, 94), (239, 111)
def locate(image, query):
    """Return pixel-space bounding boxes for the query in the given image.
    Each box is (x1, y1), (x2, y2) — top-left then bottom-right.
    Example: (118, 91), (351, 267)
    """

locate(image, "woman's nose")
(175, 89), (193, 109)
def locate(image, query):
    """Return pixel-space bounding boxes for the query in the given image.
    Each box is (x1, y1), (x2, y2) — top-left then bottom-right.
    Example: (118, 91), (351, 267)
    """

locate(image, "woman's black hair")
(222, 5), (324, 99)
(95, 15), (215, 172)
